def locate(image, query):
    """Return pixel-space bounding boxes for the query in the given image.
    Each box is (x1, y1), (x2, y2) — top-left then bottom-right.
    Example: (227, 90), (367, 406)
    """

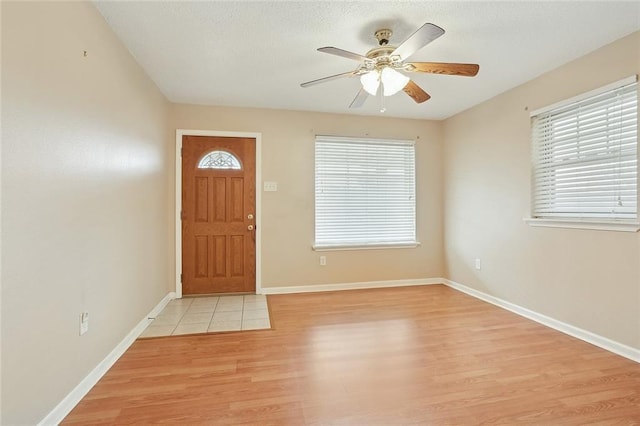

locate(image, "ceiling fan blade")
(349, 88), (368, 108)
(300, 70), (357, 87)
(391, 23), (445, 61)
(405, 62), (479, 77)
(403, 80), (431, 104)
(318, 47), (369, 62)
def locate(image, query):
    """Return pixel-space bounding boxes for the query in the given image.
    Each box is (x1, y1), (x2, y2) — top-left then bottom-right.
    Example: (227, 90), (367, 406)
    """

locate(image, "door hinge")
(180, 273), (183, 283)
(180, 147), (183, 156)
(180, 210), (185, 220)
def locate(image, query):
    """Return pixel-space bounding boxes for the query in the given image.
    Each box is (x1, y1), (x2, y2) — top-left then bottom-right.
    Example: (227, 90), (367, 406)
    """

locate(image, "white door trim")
(175, 129), (262, 298)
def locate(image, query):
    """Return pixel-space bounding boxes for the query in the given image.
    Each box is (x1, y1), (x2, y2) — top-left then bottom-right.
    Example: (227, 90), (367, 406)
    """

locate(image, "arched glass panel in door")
(197, 150), (242, 170)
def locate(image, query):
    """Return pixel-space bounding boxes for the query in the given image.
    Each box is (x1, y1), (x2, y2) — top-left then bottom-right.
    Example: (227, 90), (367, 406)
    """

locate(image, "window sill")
(313, 242), (421, 252)
(524, 218), (640, 232)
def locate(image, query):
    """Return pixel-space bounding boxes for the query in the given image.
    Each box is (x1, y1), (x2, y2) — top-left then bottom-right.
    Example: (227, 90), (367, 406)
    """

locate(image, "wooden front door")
(182, 135), (256, 295)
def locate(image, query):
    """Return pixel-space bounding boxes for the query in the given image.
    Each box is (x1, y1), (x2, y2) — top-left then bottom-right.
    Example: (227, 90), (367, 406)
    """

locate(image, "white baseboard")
(39, 292), (176, 426)
(260, 278), (443, 295)
(443, 279), (640, 364)
(37, 277), (640, 425)
(263, 277), (640, 363)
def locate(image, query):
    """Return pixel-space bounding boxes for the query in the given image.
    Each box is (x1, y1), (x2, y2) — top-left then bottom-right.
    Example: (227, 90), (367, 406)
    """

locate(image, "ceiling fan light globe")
(360, 71), (380, 96)
(381, 67), (410, 96)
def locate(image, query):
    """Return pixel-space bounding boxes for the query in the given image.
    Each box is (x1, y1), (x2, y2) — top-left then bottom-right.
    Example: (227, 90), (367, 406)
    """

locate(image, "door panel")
(213, 178), (226, 221)
(230, 236), (244, 276)
(195, 177), (209, 222)
(195, 236), (208, 278)
(182, 135), (256, 295)
(230, 178), (244, 222)
(212, 235), (226, 277)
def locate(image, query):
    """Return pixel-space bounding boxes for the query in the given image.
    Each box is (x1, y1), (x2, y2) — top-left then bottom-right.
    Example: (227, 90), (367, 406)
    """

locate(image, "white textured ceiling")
(94, 1), (640, 120)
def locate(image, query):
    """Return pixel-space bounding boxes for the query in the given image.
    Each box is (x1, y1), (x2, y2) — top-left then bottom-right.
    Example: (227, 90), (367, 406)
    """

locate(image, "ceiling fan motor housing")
(364, 29), (402, 71)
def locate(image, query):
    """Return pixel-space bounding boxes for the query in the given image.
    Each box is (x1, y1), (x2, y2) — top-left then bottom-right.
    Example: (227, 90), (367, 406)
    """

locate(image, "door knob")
(247, 225), (254, 231)
(247, 213), (254, 220)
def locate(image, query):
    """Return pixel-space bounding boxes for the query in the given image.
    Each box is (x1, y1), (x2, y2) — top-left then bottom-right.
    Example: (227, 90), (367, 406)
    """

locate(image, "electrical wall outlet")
(320, 255), (327, 266)
(79, 312), (89, 335)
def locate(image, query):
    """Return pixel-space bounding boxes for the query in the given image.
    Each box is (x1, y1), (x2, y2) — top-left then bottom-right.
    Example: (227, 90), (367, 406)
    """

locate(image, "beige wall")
(1, 2), (173, 424)
(443, 31), (640, 349)
(172, 105), (445, 288)
(2, 1), (637, 422)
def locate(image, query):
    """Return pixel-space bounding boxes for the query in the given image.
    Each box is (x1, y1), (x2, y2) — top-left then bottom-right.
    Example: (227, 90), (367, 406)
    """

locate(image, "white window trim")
(526, 75), (639, 232)
(529, 75), (637, 117)
(313, 242), (421, 252)
(524, 218), (640, 232)
(314, 135), (419, 250)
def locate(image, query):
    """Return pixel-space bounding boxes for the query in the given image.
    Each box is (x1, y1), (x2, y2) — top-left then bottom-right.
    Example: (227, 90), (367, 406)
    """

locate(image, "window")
(314, 135), (417, 249)
(198, 150), (241, 169)
(530, 76), (638, 226)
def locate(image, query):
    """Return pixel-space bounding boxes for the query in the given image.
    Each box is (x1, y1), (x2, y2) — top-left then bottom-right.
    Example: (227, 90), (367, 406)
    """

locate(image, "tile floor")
(139, 294), (271, 338)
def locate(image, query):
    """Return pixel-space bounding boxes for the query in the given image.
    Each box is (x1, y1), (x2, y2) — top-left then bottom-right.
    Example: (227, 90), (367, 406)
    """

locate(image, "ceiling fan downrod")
(374, 29), (392, 46)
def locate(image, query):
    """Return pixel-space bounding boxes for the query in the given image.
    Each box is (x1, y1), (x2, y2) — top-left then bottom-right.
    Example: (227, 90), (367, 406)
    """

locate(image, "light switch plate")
(263, 181), (278, 192)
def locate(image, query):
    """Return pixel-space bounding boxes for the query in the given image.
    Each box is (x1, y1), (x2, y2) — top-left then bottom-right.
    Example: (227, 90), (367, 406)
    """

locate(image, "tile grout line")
(159, 301), (193, 336)
(173, 297), (217, 336)
(169, 299), (189, 336)
(205, 297), (220, 332)
(144, 295), (270, 337)
(172, 303), (192, 335)
(149, 299), (192, 336)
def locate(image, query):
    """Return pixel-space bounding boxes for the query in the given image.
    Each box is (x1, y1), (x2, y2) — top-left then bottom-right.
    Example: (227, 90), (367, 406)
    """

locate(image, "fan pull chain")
(379, 86), (386, 113)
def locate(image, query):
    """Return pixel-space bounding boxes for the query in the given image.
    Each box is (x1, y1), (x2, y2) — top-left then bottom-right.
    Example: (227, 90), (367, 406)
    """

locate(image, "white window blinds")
(314, 136), (416, 249)
(531, 77), (638, 221)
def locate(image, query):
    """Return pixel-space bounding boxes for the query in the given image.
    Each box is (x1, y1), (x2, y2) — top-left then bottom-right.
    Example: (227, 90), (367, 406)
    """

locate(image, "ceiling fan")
(300, 23), (479, 109)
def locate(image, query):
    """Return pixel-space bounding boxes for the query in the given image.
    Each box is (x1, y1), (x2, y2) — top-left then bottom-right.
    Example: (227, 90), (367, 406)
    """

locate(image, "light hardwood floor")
(63, 285), (640, 424)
